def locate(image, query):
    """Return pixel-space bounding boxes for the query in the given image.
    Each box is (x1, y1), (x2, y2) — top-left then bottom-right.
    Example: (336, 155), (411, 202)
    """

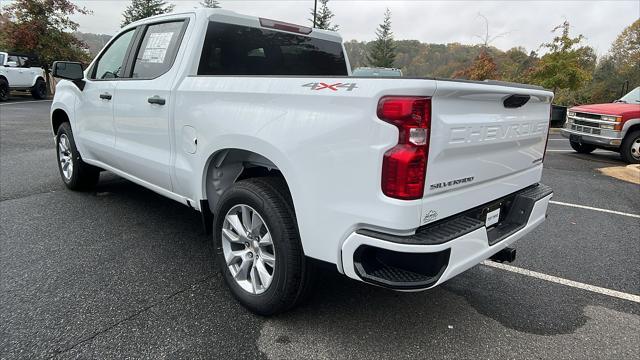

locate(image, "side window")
(92, 29), (136, 80)
(7, 55), (20, 66)
(18, 56), (30, 68)
(131, 21), (185, 79)
(0, 54), (5, 65)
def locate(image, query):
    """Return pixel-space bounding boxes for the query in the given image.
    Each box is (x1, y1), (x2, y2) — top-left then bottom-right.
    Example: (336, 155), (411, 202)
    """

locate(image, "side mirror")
(5, 61), (18, 67)
(52, 61), (84, 81)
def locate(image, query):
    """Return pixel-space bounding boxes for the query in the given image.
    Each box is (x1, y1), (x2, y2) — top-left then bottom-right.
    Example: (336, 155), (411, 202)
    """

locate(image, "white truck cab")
(50, 9), (553, 315)
(0, 51), (47, 101)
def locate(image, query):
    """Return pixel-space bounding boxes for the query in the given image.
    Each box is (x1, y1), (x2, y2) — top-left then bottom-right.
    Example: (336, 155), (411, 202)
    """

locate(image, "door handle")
(99, 93), (112, 100)
(147, 96), (166, 105)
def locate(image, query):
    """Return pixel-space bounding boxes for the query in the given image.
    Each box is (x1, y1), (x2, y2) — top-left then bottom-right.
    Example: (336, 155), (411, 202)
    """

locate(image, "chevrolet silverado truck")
(0, 51), (47, 101)
(50, 9), (554, 315)
(562, 86), (640, 163)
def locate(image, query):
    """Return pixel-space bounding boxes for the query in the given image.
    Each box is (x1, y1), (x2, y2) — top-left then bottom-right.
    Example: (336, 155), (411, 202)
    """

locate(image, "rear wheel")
(213, 177), (313, 315)
(0, 78), (9, 101)
(570, 140), (596, 154)
(620, 130), (640, 164)
(31, 78), (47, 99)
(56, 123), (100, 190)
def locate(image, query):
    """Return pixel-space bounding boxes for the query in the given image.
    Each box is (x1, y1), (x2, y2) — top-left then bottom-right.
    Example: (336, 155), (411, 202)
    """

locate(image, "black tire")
(31, 78), (47, 99)
(56, 123), (100, 190)
(0, 78), (9, 101)
(213, 177), (314, 315)
(570, 140), (596, 154)
(620, 130), (640, 164)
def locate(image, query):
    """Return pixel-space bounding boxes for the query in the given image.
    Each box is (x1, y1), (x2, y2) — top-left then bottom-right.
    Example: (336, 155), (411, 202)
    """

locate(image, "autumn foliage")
(1, 0), (91, 70)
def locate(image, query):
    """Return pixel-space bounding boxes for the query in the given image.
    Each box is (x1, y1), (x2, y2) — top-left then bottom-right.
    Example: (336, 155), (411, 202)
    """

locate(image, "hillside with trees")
(1, 0), (637, 107)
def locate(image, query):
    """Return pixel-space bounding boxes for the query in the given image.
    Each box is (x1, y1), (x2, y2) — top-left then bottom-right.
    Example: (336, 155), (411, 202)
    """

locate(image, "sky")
(57, 0), (640, 55)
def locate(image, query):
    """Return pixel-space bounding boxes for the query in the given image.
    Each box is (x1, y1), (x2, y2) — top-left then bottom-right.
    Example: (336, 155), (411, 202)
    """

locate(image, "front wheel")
(570, 140), (596, 154)
(213, 177), (313, 315)
(56, 123), (100, 190)
(0, 78), (9, 101)
(31, 78), (47, 99)
(620, 130), (640, 164)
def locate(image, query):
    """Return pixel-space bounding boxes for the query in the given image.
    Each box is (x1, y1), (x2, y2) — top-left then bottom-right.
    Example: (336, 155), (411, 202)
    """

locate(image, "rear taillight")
(378, 96), (431, 200)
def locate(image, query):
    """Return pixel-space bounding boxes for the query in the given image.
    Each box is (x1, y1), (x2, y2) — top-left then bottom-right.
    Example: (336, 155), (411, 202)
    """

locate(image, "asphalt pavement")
(1, 96), (639, 359)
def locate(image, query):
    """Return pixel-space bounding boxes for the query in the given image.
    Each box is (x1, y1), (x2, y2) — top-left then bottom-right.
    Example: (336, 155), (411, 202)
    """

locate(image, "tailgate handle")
(503, 94), (530, 108)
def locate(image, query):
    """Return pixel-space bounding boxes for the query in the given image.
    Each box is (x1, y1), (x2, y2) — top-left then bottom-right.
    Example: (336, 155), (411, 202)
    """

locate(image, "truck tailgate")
(421, 80), (553, 225)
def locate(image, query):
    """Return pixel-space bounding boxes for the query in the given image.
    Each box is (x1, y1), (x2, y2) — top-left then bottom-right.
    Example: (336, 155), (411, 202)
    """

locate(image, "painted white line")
(548, 139), (567, 141)
(549, 200), (640, 219)
(0, 100), (52, 106)
(545, 149), (609, 153)
(482, 261), (640, 303)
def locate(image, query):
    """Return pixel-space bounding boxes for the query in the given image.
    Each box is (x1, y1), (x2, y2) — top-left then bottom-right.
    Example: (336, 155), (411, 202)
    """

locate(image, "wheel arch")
(622, 119), (640, 136)
(202, 148), (293, 215)
(51, 108), (70, 135)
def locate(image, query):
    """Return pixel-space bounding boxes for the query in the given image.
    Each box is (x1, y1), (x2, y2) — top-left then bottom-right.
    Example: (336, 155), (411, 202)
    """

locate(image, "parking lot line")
(482, 261), (640, 303)
(0, 100), (52, 106)
(545, 149), (609, 153)
(549, 200), (640, 219)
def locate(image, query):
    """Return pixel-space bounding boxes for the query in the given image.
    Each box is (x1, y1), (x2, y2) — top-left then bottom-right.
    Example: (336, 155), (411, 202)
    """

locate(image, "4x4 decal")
(302, 82), (358, 91)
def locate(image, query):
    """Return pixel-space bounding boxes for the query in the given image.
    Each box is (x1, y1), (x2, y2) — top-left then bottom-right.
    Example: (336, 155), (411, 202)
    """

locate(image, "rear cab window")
(198, 22), (348, 76)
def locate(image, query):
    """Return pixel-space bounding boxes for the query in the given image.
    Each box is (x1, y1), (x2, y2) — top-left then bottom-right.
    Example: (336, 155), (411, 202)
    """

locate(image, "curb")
(549, 128), (562, 135)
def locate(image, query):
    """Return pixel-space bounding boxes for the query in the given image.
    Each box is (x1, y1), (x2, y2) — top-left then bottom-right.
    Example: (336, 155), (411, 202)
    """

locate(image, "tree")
(2, 0), (91, 71)
(452, 49), (498, 80)
(122, 0), (174, 26)
(609, 19), (640, 90)
(200, 0), (221, 8)
(310, 0), (338, 31)
(529, 21), (593, 101)
(367, 9), (396, 68)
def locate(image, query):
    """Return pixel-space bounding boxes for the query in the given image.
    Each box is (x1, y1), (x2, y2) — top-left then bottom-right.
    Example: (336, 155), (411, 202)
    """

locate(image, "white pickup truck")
(0, 51), (47, 101)
(51, 9), (553, 315)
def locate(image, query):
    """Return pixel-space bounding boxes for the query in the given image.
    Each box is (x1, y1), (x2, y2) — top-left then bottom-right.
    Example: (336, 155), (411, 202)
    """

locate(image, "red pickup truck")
(562, 86), (640, 163)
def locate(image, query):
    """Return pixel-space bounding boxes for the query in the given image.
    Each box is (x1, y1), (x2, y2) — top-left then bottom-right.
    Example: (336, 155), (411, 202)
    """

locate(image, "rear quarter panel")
(173, 76), (437, 265)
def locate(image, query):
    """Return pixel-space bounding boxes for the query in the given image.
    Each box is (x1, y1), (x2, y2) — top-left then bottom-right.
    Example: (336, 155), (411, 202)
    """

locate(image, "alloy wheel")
(58, 134), (74, 180)
(221, 204), (276, 294)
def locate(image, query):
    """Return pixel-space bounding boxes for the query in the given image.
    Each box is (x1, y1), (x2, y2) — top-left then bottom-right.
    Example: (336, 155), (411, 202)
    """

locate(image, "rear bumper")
(560, 128), (622, 148)
(341, 184), (553, 290)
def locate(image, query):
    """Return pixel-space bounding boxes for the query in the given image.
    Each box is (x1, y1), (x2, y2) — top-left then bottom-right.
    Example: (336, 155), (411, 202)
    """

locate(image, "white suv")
(0, 51), (47, 101)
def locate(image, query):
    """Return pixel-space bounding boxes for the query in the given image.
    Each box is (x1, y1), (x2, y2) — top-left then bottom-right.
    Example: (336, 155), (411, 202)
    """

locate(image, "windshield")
(618, 87), (640, 103)
(0, 53), (5, 65)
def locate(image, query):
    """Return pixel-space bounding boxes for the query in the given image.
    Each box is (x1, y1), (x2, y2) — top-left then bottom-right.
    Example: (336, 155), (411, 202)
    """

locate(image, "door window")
(6, 55), (20, 67)
(131, 21), (186, 79)
(91, 29), (136, 80)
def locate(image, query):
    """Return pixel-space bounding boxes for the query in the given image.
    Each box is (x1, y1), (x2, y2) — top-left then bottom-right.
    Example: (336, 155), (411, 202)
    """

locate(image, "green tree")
(122, 0), (174, 26)
(1, 0), (91, 71)
(367, 9), (396, 68)
(310, 0), (338, 31)
(200, 0), (221, 8)
(609, 19), (640, 91)
(529, 21), (594, 103)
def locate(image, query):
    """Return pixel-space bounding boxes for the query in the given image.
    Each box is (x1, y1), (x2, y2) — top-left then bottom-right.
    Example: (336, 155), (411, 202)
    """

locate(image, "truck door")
(112, 19), (189, 190)
(74, 28), (137, 163)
